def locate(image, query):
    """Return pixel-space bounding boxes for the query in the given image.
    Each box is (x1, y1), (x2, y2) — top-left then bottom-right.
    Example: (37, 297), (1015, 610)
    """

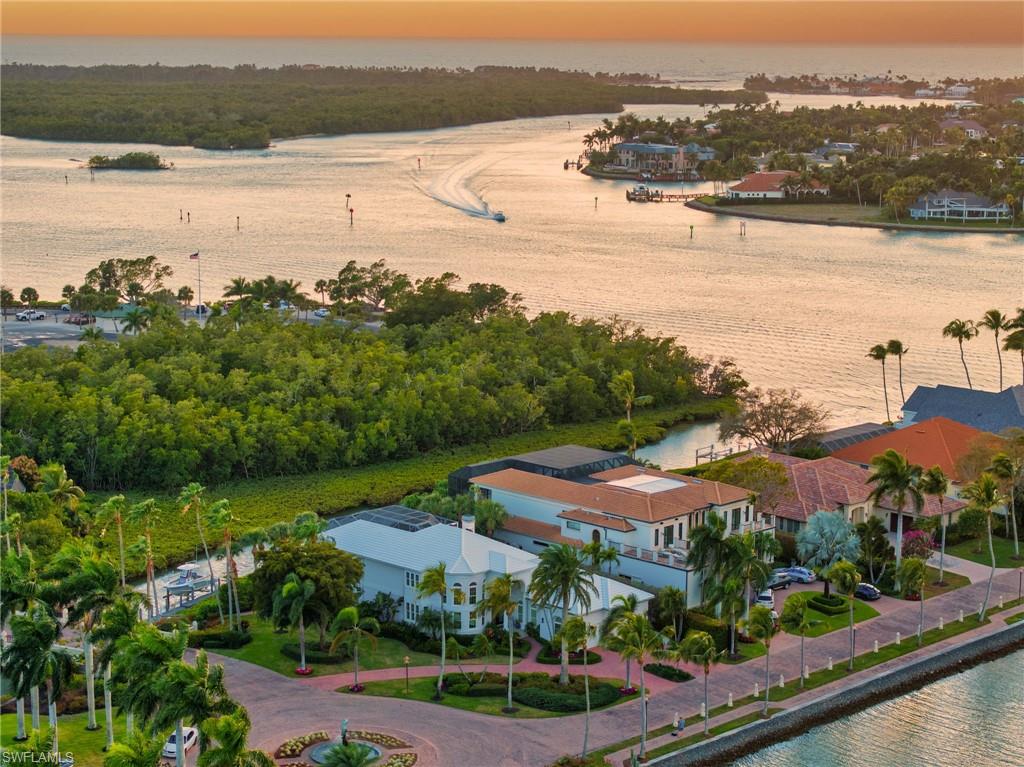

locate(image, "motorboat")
(493, 211), (506, 222)
(164, 563), (212, 595)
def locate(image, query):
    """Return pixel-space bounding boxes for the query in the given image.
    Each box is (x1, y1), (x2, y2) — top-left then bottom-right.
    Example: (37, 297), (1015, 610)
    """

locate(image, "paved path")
(927, 549), (1014, 584)
(220, 570), (1023, 767)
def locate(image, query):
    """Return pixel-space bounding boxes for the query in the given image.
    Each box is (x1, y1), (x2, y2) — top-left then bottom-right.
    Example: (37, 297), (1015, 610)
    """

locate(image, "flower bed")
(347, 731), (411, 749)
(274, 732), (330, 759)
(381, 755), (418, 767)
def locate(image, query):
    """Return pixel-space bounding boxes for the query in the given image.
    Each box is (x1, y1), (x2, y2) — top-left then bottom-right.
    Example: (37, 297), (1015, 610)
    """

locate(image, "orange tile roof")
(501, 515), (582, 546)
(557, 508), (636, 532)
(473, 466), (749, 524)
(830, 416), (990, 481)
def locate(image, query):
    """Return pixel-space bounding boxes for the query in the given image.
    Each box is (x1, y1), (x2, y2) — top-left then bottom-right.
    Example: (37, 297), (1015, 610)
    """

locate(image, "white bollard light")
(896, 631), (901, 645)
(999, 596), (1004, 609)
(873, 639), (879, 653)
(827, 656), (833, 671)
(727, 693), (733, 708)
(700, 702), (706, 718)
(753, 682), (759, 698)
(939, 617), (944, 630)
(778, 674), (784, 689)
(959, 609), (964, 623)
(804, 665), (810, 680)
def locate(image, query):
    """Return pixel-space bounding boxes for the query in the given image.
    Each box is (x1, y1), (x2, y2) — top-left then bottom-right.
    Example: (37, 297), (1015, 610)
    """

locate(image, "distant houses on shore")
(908, 189), (1011, 222)
(726, 170), (829, 200)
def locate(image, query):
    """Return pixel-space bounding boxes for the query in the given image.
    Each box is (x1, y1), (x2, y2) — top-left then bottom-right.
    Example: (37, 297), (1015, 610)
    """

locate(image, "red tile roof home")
(830, 416), (989, 482)
(472, 466), (749, 524)
(557, 508), (636, 532)
(501, 515), (583, 547)
(728, 171), (825, 193)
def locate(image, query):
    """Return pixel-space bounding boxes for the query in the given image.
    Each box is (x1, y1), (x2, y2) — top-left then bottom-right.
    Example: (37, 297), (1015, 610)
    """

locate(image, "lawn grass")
(946, 536), (1023, 570)
(721, 639), (767, 665)
(1006, 611), (1024, 625)
(924, 566), (971, 598)
(0, 711), (128, 767)
(780, 591), (880, 638)
(642, 707), (783, 760)
(214, 617), (514, 678)
(346, 674), (636, 719)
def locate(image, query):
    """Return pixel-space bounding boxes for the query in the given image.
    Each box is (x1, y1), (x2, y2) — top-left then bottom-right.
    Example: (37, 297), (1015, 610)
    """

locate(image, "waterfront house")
(613, 142), (691, 175)
(908, 189), (1010, 221)
(682, 142), (717, 162)
(944, 83), (975, 99)
(901, 384), (1024, 434)
(938, 118), (988, 140)
(322, 504), (652, 640)
(816, 422), (895, 454)
(727, 171), (829, 200)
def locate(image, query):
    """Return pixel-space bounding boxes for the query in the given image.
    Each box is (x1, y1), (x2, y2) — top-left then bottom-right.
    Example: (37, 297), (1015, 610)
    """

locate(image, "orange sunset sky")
(2, 1), (1022, 43)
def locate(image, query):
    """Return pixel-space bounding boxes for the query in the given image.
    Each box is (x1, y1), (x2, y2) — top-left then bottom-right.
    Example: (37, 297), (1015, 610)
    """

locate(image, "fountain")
(308, 720), (382, 765)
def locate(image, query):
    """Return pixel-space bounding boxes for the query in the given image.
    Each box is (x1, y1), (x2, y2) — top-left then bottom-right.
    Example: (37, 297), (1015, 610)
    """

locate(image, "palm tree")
(608, 370), (653, 455)
(559, 616), (596, 758)
(743, 605), (779, 716)
(979, 310), (1009, 390)
(706, 575), (746, 658)
(611, 613), (671, 758)
(154, 651), (236, 767)
(528, 544), (597, 686)
(962, 474), (1003, 620)
(1, 454), (12, 553)
(178, 483), (223, 624)
(318, 743), (379, 767)
(417, 562), (449, 698)
(92, 593), (146, 746)
(314, 279), (329, 308)
(103, 728), (165, 767)
(96, 494), (129, 589)
(885, 339), (909, 406)
(198, 708), (274, 767)
(657, 585), (687, 639)
(40, 463), (85, 516)
(829, 560), (861, 671)
(730, 532), (773, 623)
(222, 277), (251, 301)
(867, 344), (891, 422)
(477, 574), (521, 711)
(897, 557), (927, 646)
(681, 631), (722, 735)
(595, 545), (620, 575)
(329, 605), (380, 690)
(206, 499), (241, 630)
(1003, 329), (1024, 386)
(581, 540), (603, 570)
(599, 593), (639, 688)
(989, 452), (1021, 559)
(779, 597), (810, 688)
(919, 466), (950, 584)
(272, 573), (316, 673)
(867, 449), (924, 576)
(121, 307), (149, 335)
(942, 319), (979, 389)
(686, 511), (729, 603)
(1, 548), (46, 734)
(109, 623), (187, 740)
(2, 607), (75, 754)
(125, 499), (160, 617)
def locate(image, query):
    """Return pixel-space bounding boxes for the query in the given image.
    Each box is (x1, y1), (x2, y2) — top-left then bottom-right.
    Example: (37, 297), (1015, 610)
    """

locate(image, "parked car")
(15, 309), (46, 321)
(767, 571), (792, 590)
(61, 303), (72, 312)
(754, 589), (774, 609)
(162, 727), (199, 759)
(313, 308), (330, 318)
(784, 566), (817, 584)
(64, 314), (96, 325)
(855, 583), (882, 601)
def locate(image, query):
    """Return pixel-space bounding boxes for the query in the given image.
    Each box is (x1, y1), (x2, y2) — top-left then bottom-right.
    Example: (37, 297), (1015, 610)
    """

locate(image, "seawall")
(652, 620), (1024, 766)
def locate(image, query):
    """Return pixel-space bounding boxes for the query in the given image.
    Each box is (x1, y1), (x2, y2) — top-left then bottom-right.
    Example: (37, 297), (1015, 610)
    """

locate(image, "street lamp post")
(404, 655), (411, 692)
(346, 193), (352, 211)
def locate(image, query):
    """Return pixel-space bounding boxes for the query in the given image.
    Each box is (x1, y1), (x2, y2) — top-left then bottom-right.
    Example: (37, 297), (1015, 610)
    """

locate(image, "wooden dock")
(626, 189), (705, 203)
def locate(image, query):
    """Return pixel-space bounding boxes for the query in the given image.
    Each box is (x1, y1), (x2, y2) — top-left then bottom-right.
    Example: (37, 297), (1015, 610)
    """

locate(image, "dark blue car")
(855, 583), (882, 601)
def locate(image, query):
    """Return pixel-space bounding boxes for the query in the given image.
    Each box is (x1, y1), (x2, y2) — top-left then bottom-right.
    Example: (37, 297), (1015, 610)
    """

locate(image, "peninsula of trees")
(87, 151), (170, 169)
(1, 64), (767, 149)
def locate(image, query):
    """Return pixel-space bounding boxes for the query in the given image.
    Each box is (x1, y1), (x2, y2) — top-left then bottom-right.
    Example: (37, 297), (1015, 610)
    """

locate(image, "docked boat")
(626, 185), (664, 202)
(164, 563), (212, 595)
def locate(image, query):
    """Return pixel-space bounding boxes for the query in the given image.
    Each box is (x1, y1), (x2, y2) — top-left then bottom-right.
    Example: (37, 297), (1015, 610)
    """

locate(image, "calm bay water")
(731, 648), (1024, 767)
(1, 38), (1020, 426)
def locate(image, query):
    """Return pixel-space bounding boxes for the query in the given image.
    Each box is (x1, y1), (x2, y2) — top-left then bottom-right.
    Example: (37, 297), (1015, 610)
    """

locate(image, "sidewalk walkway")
(926, 549), (1014, 584)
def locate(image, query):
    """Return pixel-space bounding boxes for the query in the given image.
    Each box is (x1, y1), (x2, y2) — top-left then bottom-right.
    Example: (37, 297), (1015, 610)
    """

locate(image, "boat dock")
(626, 186), (705, 203)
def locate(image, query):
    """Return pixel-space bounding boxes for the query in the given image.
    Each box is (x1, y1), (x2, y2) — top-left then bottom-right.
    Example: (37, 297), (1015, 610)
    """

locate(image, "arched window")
(591, 529), (601, 544)
(452, 583), (464, 605)
(468, 582), (478, 605)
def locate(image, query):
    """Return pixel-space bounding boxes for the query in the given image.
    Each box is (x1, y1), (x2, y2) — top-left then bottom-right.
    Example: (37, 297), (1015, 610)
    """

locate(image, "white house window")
(469, 612), (477, 629)
(663, 525), (674, 546)
(469, 582), (478, 605)
(451, 583), (464, 605)
(450, 611), (463, 631)
(654, 528), (659, 547)
(404, 603), (420, 622)
(566, 520), (581, 531)
(405, 571), (419, 588)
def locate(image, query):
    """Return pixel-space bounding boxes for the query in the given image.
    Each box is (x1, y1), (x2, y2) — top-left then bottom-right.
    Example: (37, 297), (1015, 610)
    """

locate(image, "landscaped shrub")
(274, 732), (330, 759)
(449, 682), (507, 698)
(512, 681), (620, 712)
(808, 594), (848, 616)
(525, 622), (543, 642)
(281, 643), (347, 664)
(643, 663), (694, 683)
(686, 611), (729, 650)
(347, 731), (411, 749)
(187, 627), (252, 649)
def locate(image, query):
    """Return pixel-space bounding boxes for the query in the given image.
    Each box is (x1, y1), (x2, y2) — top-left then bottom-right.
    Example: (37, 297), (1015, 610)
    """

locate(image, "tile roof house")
(902, 385), (1024, 434)
(727, 171), (828, 200)
(908, 189), (1010, 221)
(939, 118), (988, 139)
(830, 416), (990, 484)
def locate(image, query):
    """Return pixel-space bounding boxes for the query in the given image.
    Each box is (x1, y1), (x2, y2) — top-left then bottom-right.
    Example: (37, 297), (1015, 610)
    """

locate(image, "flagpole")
(196, 253), (202, 321)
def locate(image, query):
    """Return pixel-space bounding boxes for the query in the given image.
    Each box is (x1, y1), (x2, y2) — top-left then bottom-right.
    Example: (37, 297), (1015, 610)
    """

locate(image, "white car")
(754, 589), (774, 609)
(313, 308), (330, 318)
(15, 310), (46, 321)
(162, 726), (199, 759)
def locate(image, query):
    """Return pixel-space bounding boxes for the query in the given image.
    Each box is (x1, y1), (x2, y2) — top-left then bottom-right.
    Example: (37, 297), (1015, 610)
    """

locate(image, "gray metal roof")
(326, 505), (445, 533)
(819, 422), (895, 453)
(903, 384), (1024, 433)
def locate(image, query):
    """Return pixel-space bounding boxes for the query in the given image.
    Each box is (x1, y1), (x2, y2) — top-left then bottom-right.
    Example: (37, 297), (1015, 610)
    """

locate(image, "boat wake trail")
(413, 154), (506, 221)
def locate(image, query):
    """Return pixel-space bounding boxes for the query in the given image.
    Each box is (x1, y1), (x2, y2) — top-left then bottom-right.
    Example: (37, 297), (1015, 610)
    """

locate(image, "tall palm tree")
(867, 344), (891, 422)
(314, 279), (329, 308)
(96, 494), (129, 589)
(608, 370), (653, 456)
(599, 593), (639, 689)
(581, 540), (603, 570)
(1, 454), (12, 553)
(272, 573), (316, 674)
(595, 545), (620, 575)
(743, 605), (779, 716)
(942, 319), (979, 389)
(779, 597), (810, 688)
(686, 511), (729, 603)
(40, 463), (85, 515)
(730, 532), (773, 623)
(706, 575), (746, 657)
(92, 593), (146, 746)
(125, 499), (160, 617)
(528, 544), (597, 686)
(979, 309), (1009, 390)
(477, 574), (521, 712)
(154, 651), (236, 767)
(867, 449), (924, 576)
(829, 560), (861, 671)
(120, 307), (149, 335)
(897, 556), (927, 646)
(989, 452), (1021, 559)
(2, 607), (75, 754)
(222, 277), (251, 301)
(1, 548), (46, 734)
(198, 708), (274, 767)
(919, 466), (950, 583)
(103, 728), (166, 767)
(206, 499), (241, 630)
(109, 623), (187, 740)
(558, 616), (596, 758)
(417, 562), (449, 698)
(1003, 329), (1024, 386)
(962, 474), (1003, 620)
(681, 631), (722, 735)
(611, 613), (671, 758)
(178, 483), (223, 624)
(329, 605), (380, 690)
(656, 585), (687, 639)
(885, 339), (909, 405)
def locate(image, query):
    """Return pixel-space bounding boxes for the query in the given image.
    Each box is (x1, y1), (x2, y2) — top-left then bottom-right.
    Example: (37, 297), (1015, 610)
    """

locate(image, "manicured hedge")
(686, 611), (729, 651)
(643, 663), (694, 683)
(535, 643), (601, 665)
(281, 643), (347, 664)
(513, 681), (620, 712)
(808, 594), (848, 616)
(187, 628), (252, 649)
(447, 682), (507, 697)
(377, 621), (529, 658)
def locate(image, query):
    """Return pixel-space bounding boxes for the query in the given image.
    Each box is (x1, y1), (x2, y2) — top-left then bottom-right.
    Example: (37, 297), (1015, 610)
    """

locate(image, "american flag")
(189, 252), (200, 260)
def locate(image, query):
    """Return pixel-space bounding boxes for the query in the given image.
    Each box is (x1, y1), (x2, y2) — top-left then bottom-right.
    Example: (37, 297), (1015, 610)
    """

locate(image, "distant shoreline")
(685, 200), (1024, 235)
